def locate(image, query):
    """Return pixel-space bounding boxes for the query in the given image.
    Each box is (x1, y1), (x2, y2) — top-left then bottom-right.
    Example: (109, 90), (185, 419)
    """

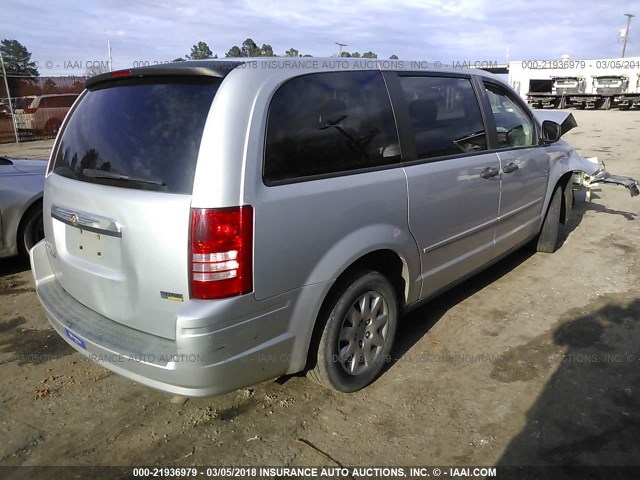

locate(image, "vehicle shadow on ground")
(389, 192), (637, 371)
(558, 190), (636, 250)
(496, 295), (640, 466)
(391, 245), (535, 366)
(0, 256), (31, 277)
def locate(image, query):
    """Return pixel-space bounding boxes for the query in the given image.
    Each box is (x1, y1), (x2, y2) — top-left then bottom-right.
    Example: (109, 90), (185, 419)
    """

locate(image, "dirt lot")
(1, 111), (640, 473)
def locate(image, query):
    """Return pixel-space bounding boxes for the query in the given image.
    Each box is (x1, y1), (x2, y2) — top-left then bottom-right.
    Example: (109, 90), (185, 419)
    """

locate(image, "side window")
(484, 84), (535, 148)
(398, 76), (486, 159)
(63, 95), (77, 107)
(49, 97), (62, 108)
(39, 97), (52, 108)
(264, 71), (400, 184)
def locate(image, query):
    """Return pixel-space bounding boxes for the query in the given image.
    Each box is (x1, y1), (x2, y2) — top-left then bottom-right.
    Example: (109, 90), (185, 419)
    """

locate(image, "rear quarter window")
(264, 71), (400, 184)
(52, 77), (220, 194)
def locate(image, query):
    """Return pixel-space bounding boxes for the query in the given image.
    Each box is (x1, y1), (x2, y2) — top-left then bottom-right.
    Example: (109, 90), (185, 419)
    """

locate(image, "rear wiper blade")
(82, 168), (166, 187)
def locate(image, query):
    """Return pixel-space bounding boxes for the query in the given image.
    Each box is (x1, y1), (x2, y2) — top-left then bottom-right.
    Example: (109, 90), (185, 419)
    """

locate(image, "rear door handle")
(503, 162), (519, 174)
(480, 167), (500, 179)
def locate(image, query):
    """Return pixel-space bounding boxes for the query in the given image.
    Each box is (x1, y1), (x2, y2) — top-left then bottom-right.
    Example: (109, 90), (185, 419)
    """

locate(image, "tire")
(44, 119), (61, 137)
(307, 271), (398, 393)
(536, 185), (563, 253)
(18, 203), (44, 257)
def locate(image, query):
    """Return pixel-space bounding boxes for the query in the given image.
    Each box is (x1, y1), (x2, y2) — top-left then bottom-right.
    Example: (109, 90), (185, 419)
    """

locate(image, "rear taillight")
(189, 206), (253, 299)
(23, 107), (37, 114)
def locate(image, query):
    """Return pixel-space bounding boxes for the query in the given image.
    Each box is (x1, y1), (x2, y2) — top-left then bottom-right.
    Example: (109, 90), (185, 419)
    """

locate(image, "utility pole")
(108, 40), (113, 71)
(335, 42), (347, 57)
(0, 52), (19, 143)
(621, 13), (635, 58)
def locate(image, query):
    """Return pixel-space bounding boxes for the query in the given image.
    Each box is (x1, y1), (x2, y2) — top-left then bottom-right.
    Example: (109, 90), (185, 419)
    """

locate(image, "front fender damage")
(587, 168), (640, 197)
(540, 112), (639, 198)
(573, 156), (640, 198)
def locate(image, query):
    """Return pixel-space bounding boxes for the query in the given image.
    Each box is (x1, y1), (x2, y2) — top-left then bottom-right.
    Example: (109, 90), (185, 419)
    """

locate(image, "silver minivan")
(30, 59), (638, 396)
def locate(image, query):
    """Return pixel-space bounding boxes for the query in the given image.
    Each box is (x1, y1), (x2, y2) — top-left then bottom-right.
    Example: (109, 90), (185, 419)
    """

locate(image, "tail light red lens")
(23, 107), (37, 114)
(111, 69), (132, 78)
(189, 206), (253, 299)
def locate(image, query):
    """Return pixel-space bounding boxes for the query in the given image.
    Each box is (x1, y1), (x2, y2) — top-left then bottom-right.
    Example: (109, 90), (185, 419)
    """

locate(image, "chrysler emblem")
(70, 214), (79, 226)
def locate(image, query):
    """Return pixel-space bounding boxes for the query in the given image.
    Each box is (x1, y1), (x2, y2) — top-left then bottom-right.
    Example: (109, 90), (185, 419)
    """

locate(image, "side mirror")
(541, 120), (562, 144)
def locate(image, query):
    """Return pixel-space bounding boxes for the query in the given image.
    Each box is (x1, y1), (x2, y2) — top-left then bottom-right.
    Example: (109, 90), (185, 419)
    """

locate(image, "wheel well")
(339, 250), (406, 307)
(17, 197), (43, 242)
(44, 118), (62, 133)
(304, 249), (406, 371)
(557, 171), (574, 224)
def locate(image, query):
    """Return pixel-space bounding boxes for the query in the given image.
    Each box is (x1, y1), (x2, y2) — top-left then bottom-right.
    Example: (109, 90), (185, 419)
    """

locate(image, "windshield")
(52, 77), (220, 194)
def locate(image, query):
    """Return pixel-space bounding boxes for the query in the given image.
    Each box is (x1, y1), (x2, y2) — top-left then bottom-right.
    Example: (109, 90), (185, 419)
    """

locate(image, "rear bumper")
(30, 240), (323, 397)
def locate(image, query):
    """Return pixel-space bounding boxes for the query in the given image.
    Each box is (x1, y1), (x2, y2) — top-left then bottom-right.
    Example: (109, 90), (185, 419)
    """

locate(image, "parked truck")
(616, 74), (640, 110)
(528, 75), (633, 110)
(527, 76), (586, 109)
(589, 75), (629, 109)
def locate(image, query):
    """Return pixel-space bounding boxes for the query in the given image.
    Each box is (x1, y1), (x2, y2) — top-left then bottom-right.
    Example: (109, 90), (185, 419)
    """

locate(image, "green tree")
(0, 39), (39, 77)
(241, 38), (260, 57)
(260, 44), (274, 56)
(172, 57), (186, 62)
(42, 78), (57, 93)
(340, 51), (351, 58)
(389, 54), (399, 59)
(285, 48), (299, 57)
(187, 41), (215, 60)
(225, 46), (242, 57)
(71, 79), (85, 93)
(1, 39), (38, 95)
(362, 51), (377, 59)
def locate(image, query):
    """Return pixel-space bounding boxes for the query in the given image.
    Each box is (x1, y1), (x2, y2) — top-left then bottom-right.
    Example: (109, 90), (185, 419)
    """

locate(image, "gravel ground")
(0, 139), (52, 160)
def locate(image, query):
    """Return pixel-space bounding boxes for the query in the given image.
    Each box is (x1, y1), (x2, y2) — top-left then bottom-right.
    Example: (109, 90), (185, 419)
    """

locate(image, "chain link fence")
(0, 74), (87, 144)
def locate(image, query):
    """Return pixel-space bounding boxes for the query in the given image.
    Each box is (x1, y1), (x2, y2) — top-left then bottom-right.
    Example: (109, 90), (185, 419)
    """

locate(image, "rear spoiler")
(532, 110), (578, 137)
(86, 62), (245, 89)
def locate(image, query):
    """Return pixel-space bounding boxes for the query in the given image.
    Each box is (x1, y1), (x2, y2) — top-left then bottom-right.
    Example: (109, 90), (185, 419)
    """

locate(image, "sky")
(1, 0), (639, 76)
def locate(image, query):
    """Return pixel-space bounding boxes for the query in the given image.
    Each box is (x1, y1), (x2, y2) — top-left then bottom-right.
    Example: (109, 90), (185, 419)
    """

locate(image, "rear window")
(52, 77), (220, 194)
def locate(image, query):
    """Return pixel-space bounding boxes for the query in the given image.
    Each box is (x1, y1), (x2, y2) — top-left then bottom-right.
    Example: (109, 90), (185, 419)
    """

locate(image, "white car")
(13, 94), (78, 137)
(0, 156), (45, 258)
